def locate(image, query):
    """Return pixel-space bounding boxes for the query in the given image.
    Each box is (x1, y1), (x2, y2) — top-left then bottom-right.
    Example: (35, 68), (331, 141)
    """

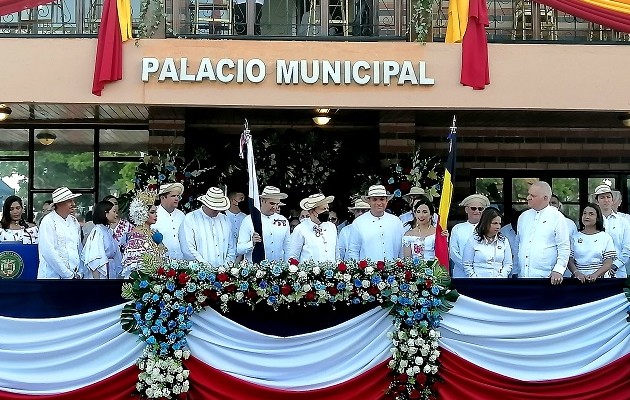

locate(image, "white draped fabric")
(0, 304), (142, 394)
(187, 306), (393, 390)
(439, 294), (630, 381)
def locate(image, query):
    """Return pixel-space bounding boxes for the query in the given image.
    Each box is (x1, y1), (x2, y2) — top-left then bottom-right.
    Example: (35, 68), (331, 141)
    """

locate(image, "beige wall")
(1, 38), (629, 111)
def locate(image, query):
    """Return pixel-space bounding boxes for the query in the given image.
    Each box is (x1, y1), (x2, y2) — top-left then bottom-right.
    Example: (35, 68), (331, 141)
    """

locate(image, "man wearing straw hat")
(592, 183), (630, 278)
(399, 187), (427, 225)
(288, 193), (337, 263)
(338, 198), (370, 261)
(347, 185), (405, 261)
(38, 187), (83, 279)
(237, 186), (290, 263)
(449, 194), (490, 278)
(179, 187), (235, 266)
(153, 182), (186, 259)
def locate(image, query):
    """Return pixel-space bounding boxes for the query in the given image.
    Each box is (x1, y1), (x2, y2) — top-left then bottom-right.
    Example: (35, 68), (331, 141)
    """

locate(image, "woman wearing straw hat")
(179, 187), (235, 266)
(288, 193), (337, 263)
(37, 187), (83, 279)
(337, 198), (370, 261)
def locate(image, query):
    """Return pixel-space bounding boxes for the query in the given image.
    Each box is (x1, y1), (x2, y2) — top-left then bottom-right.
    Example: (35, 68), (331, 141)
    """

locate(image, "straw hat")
(259, 186), (288, 200)
(459, 194), (490, 207)
(51, 187), (81, 204)
(361, 185), (393, 202)
(403, 187), (425, 202)
(590, 184), (614, 202)
(198, 187), (230, 211)
(348, 199), (370, 211)
(300, 193), (335, 211)
(158, 182), (184, 196)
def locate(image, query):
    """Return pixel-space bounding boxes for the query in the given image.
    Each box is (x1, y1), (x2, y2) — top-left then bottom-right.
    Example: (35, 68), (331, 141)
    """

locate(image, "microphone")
(19, 220), (33, 244)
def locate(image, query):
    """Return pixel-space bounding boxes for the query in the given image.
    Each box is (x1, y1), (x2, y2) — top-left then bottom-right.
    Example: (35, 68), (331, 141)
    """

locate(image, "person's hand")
(585, 274), (597, 283)
(252, 232), (262, 243)
(574, 271), (586, 283)
(441, 230), (449, 238)
(550, 271), (563, 285)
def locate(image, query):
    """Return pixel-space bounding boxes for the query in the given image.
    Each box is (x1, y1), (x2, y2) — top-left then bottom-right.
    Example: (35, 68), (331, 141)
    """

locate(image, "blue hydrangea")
(271, 265), (282, 276)
(432, 299), (442, 306)
(168, 320), (177, 330)
(422, 290), (430, 297)
(388, 177), (395, 184)
(159, 310), (169, 319)
(158, 174), (166, 182)
(390, 294), (398, 303)
(239, 282), (249, 291)
(353, 278), (362, 288)
(142, 293), (151, 302)
(135, 301), (144, 310)
(168, 333), (177, 342)
(139, 280), (149, 289)
(198, 271), (207, 280)
(405, 317), (414, 326)
(387, 275), (396, 284)
(424, 268), (433, 276)
(325, 269), (334, 279)
(431, 286), (440, 295)
(174, 290), (184, 299)
(213, 282), (222, 290)
(268, 295), (278, 304)
(207, 273), (216, 282)
(146, 336), (156, 344)
(173, 342), (181, 350)
(337, 282), (346, 290)
(400, 283), (410, 292)
(186, 305), (194, 315)
(314, 282), (325, 291)
(371, 275), (382, 285)
(178, 306), (186, 314)
(259, 280), (268, 289)
(414, 311), (424, 320)
(159, 326), (167, 335)
(351, 298), (361, 304)
(241, 268), (250, 277)
(271, 285), (280, 294)
(394, 189), (402, 197)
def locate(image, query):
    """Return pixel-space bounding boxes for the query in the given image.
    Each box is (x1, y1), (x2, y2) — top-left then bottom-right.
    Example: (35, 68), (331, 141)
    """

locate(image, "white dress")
(0, 226), (39, 244)
(402, 234), (435, 262)
(81, 224), (123, 279)
(570, 231), (616, 276)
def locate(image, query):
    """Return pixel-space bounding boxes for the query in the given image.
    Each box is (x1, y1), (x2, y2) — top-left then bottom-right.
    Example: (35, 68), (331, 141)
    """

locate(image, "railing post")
(246, 0), (255, 35)
(394, 0), (402, 36)
(321, 0), (329, 35)
(75, 0), (84, 34)
(372, 0), (379, 36)
(532, 1), (540, 39)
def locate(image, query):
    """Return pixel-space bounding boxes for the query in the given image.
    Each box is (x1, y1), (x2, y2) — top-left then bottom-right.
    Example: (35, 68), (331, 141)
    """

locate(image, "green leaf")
(120, 303), (140, 334)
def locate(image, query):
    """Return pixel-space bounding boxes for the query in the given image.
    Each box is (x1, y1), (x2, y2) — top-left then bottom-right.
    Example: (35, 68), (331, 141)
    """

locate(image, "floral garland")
(384, 153), (443, 200)
(121, 257), (458, 400)
(409, 0), (433, 42)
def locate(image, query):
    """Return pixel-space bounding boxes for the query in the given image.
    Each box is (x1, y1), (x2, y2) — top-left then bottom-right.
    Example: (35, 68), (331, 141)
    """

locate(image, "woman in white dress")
(567, 203), (616, 282)
(402, 196), (436, 263)
(288, 193), (337, 263)
(462, 207), (512, 278)
(0, 195), (38, 244)
(81, 201), (123, 279)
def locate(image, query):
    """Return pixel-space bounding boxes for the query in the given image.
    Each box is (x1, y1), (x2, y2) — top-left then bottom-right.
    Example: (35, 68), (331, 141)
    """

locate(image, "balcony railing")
(1, 0), (628, 42)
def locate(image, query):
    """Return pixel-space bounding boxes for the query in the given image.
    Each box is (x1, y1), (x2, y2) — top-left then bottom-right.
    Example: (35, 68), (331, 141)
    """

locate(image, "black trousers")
(234, 3), (263, 35)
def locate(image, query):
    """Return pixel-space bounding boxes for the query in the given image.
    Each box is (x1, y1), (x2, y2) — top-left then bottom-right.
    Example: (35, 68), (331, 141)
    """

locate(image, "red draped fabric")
(438, 349), (630, 400)
(460, 0), (490, 90)
(0, 0), (54, 17)
(536, 0), (630, 33)
(91, 0), (123, 96)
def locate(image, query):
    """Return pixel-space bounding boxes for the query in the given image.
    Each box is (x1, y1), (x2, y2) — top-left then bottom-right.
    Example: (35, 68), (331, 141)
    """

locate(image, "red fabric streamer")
(460, 0), (490, 90)
(91, 0), (123, 96)
(537, 0), (630, 33)
(438, 349), (630, 400)
(0, 0), (54, 17)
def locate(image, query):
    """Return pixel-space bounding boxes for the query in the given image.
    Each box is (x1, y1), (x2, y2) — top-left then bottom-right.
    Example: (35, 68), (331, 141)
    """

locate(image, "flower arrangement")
(121, 255), (457, 400)
(384, 152), (443, 200)
(409, 0), (433, 42)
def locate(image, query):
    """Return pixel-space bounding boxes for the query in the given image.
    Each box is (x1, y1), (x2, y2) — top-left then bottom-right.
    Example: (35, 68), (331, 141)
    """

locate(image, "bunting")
(434, 117), (457, 272)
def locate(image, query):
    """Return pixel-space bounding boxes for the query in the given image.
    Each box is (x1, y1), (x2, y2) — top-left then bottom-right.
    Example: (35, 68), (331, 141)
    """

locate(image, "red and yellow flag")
(435, 117), (457, 272)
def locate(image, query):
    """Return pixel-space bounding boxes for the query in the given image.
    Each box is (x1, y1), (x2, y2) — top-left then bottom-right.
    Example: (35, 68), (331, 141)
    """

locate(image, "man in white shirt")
(449, 194), (490, 278)
(399, 186), (427, 226)
(612, 190), (630, 224)
(37, 187), (83, 279)
(288, 193), (337, 262)
(517, 181), (570, 284)
(592, 184), (630, 278)
(226, 191), (246, 254)
(347, 185), (405, 261)
(152, 183), (186, 259)
(338, 198), (370, 261)
(179, 187), (235, 266)
(238, 186), (290, 263)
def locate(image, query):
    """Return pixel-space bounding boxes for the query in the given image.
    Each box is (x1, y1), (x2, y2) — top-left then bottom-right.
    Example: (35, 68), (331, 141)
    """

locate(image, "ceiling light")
(621, 113), (630, 127)
(36, 131), (57, 146)
(0, 104), (11, 121)
(315, 108), (330, 114)
(312, 115), (331, 125)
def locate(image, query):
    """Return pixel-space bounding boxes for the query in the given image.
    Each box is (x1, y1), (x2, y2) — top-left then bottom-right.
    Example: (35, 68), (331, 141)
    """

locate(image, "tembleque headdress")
(129, 189), (157, 225)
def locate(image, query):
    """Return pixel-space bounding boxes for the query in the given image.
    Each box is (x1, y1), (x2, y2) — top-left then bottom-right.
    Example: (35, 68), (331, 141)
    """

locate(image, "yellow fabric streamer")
(580, 0), (630, 14)
(445, 0), (470, 43)
(117, 0), (133, 41)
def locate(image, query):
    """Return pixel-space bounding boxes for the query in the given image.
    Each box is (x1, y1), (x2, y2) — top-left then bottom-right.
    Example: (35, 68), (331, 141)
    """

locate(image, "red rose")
(208, 290), (219, 301)
(178, 273), (190, 285)
(404, 270), (413, 282)
(281, 284), (292, 295)
(400, 181), (411, 192)
(289, 258), (300, 266)
(397, 384), (407, 393)
(166, 269), (177, 278)
(305, 290), (316, 301)
(368, 286), (380, 295)
(396, 260), (404, 268)
(415, 373), (427, 385)
(184, 293), (196, 304)
(226, 284), (237, 293)
(376, 260), (385, 271)
(327, 286), (339, 296)
(337, 262), (348, 272)
(217, 272), (229, 282)
(409, 389), (421, 399)
(397, 373), (408, 383)
(425, 279), (433, 289)
(246, 289), (257, 300)
(157, 267), (166, 276)
(358, 260), (368, 270)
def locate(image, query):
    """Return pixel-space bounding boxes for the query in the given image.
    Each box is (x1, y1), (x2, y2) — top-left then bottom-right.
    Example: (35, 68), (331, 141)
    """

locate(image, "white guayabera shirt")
(449, 221), (476, 278)
(179, 209), (235, 267)
(601, 212), (630, 278)
(347, 212), (405, 262)
(288, 219), (337, 263)
(237, 213), (290, 263)
(37, 211), (82, 279)
(152, 205), (185, 260)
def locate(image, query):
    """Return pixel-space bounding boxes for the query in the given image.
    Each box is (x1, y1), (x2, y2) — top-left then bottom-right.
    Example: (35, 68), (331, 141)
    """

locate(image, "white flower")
(377, 281), (387, 290)
(406, 367), (414, 376)
(415, 356), (423, 365)
(407, 339), (415, 347)
(230, 267), (239, 276)
(298, 271), (307, 279)
(174, 350), (183, 358)
(220, 294), (229, 302)
(399, 360), (408, 368)
(312, 266), (321, 275)
(365, 266), (374, 274)
(361, 292), (370, 300)
(255, 270), (266, 278)
(429, 355), (437, 362)
(343, 273), (352, 282)
(410, 329), (418, 337)
(408, 346), (418, 354)
(288, 265), (299, 273)
(361, 280), (370, 288)
(182, 370), (190, 378)
(429, 329), (436, 338)
(235, 292), (244, 301)
(412, 366), (420, 374)
(431, 365), (438, 374)
(423, 365), (432, 374)
(303, 284), (312, 292)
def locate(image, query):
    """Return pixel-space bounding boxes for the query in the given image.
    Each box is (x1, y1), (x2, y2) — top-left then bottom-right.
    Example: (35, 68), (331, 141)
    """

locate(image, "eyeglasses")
(469, 207), (485, 211)
(330, 217), (338, 222)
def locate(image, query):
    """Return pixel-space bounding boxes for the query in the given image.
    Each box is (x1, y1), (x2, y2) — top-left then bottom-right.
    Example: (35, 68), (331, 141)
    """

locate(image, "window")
(552, 178), (579, 223)
(34, 129), (94, 189)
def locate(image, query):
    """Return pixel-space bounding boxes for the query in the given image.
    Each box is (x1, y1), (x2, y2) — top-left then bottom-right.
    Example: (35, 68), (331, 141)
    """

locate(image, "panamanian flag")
(0, 279), (628, 400)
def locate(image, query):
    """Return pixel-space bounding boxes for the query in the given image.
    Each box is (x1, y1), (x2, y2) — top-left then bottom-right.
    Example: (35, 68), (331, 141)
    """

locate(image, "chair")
(191, 0), (232, 34)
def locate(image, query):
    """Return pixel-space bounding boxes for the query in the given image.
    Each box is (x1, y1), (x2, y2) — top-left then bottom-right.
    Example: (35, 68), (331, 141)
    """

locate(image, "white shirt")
(602, 212), (630, 278)
(462, 235), (512, 278)
(347, 211), (404, 261)
(337, 224), (354, 261)
(226, 210), (246, 250)
(179, 209), (235, 266)
(237, 213), (290, 263)
(288, 219), (337, 263)
(517, 206), (570, 278)
(152, 206), (185, 259)
(81, 224), (122, 279)
(570, 231), (616, 276)
(449, 221), (476, 278)
(37, 211), (82, 279)
(399, 211), (413, 226)
(500, 224), (519, 276)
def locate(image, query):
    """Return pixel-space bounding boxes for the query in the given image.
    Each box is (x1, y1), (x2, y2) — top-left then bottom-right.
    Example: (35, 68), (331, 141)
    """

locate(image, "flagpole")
(239, 120), (265, 263)
(435, 115), (457, 273)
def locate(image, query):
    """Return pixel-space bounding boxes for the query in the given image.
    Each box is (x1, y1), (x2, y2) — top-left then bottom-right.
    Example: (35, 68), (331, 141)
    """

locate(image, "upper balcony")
(1, 0), (629, 43)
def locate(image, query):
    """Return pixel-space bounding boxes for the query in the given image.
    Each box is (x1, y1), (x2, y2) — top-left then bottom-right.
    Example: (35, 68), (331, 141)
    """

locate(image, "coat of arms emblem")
(0, 251), (24, 279)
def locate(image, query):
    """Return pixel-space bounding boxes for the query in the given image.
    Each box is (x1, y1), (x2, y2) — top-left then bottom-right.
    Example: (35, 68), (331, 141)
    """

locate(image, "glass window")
(0, 129), (29, 155)
(34, 129), (94, 189)
(551, 178), (579, 202)
(99, 161), (140, 200)
(512, 178), (538, 202)
(563, 204), (580, 225)
(0, 161), (29, 204)
(588, 177), (615, 194)
(100, 129), (149, 156)
(475, 178), (503, 204)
